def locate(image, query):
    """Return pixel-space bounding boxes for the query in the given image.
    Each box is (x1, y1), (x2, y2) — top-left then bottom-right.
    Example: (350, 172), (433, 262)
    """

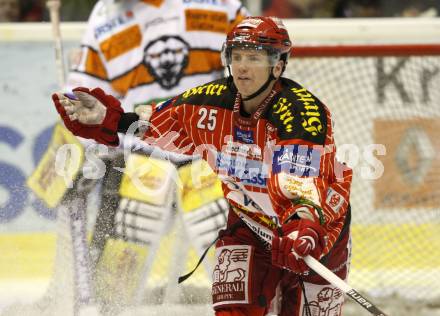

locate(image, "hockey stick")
(303, 256), (387, 316)
(223, 178), (388, 316)
(46, 0), (65, 88)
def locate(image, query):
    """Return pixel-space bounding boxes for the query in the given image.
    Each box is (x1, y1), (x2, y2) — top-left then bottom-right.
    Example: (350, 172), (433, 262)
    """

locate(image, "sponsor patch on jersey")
(224, 141), (262, 159)
(144, 16), (180, 31)
(212, 244), (252, 307)
(216, 153), (268, 187)
(234, 127), (254, 144)
(100, 24), (142, 61)
(94, 10), (135, 39)
(291, 87), (325, 137)
(272, 144), (322, 177)
(272, 97), (295, 134)
(182, 82), (227, 99)
(279, 175), (320, 204)
(326, 188), (345, 213)
(185, 9), (228, 33)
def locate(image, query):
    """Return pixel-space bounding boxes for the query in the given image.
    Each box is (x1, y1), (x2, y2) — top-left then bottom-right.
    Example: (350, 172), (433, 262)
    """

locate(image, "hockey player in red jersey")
(52, 16), (353, 316)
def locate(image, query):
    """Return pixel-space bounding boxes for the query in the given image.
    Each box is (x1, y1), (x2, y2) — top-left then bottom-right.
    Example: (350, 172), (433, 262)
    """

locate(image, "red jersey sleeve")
(143, 98), (196, 156)
(267, 85), (353, 255)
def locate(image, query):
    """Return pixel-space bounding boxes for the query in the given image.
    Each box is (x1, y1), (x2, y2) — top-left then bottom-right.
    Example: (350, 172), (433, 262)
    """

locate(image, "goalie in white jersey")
(67, 0), (247, 107)
(33, 0), (248, 310)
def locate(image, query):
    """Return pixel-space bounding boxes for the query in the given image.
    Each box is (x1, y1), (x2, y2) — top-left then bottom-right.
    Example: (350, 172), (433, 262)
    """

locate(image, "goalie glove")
(272, 218), (327, 274)
(52, 87), (124, 146)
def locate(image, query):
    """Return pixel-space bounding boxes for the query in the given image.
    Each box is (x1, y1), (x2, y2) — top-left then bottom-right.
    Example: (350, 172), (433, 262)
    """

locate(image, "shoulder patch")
(291, 87), (326, 138)
(267, 80), (327, 144)
(182, 82), (228, 99)
(173, 78), (235, 109)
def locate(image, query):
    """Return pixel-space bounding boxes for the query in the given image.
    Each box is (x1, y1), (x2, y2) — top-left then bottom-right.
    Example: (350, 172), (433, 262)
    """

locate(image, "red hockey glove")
(272, 219), (327, 274)
(52, 87), (124, 146)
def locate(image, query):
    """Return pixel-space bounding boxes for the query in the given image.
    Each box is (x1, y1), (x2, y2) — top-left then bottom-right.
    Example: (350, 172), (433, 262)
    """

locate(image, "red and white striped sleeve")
(143, 99), (196, 156)
(267, 110), (353, 254)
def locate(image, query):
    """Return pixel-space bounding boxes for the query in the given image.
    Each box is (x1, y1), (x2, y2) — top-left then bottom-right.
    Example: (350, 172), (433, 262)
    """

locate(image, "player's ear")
(273, 60), (284, 79)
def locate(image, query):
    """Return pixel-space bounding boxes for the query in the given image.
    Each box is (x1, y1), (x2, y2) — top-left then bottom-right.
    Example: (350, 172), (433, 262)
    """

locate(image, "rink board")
(0, 224), (440, 279)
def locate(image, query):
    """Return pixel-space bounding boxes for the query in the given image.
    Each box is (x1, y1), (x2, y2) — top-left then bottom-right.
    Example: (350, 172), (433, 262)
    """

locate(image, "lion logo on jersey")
(213, 248), (247, 283)
(143, 35), (189, 89)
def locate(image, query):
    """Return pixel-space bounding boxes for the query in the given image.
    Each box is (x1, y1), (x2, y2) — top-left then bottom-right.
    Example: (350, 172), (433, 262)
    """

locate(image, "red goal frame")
(292, 44), (440, 57)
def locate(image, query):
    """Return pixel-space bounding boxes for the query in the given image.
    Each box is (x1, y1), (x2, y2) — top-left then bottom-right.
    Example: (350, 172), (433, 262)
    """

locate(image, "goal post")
(292, 43), (440, 57)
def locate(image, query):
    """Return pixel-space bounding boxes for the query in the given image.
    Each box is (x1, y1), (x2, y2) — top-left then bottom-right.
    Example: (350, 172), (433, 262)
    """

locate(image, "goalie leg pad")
(94, 238), (149, 310)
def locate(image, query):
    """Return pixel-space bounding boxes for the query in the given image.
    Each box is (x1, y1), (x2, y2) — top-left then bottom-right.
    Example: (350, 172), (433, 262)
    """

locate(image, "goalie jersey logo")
(143, 35), (190, 89)
(68, 0), (248, 111)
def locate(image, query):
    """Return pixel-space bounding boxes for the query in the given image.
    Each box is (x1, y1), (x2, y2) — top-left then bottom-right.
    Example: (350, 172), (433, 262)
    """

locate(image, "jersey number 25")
(197, 108), (218, 131)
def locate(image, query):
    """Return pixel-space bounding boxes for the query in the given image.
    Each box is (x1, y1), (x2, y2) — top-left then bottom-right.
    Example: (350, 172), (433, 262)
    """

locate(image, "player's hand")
(134, 104), (153, 123)
(52, 87), (123, 146)
(133, 104), (153, 136)
(272, 219), (327, 274)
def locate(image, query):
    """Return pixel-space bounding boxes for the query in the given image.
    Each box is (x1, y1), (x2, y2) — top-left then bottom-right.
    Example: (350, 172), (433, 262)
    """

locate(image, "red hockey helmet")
(221, 16), (292, 66)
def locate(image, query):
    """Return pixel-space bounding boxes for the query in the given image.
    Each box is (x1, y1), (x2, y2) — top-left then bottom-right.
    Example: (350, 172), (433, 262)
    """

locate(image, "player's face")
(230, 49), (272, 97)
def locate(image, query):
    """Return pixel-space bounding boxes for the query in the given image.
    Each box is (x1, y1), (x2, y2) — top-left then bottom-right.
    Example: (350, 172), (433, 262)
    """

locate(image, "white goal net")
(287, 42), (440, 299)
